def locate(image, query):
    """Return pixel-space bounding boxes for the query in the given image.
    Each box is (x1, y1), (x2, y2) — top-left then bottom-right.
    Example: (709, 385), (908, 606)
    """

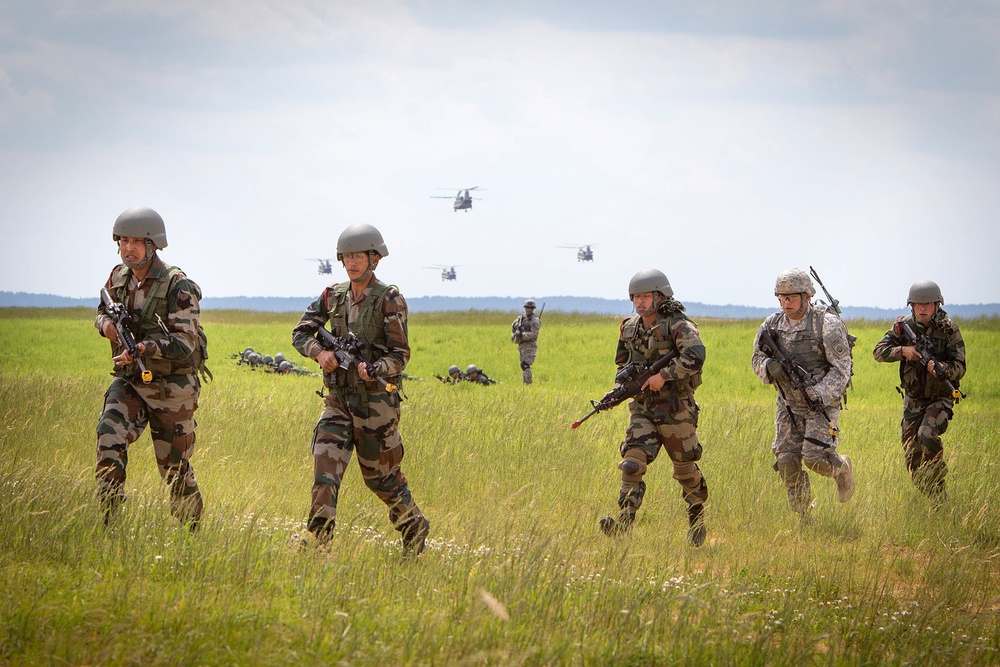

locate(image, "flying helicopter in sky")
(430, 187), (482, 212)
(423, 265), (458, 281)
(557, 244), (600, 262)
(307, 259), (333, 275)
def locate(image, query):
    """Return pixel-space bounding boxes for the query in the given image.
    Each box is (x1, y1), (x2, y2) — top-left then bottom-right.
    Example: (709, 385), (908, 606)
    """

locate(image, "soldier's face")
(118, 237), (149, 265)
(777, 294), (806, 319)
(913, 302), (937, 323)
(632, 292), (655, 316)
(342, 252), (373, 281)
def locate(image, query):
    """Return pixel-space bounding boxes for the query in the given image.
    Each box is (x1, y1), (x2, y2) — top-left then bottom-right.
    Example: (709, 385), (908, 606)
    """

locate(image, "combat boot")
(401, 516), (430, 555)
(835, 455), (855, 503)
(687, 503), (706, 547)
(307, 516), (336, 546)
(599, 510), (635, 536)
(99, 486), (126, 526)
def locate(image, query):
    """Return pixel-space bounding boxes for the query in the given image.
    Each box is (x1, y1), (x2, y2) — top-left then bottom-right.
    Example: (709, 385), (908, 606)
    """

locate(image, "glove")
(766, 358), (786, 382)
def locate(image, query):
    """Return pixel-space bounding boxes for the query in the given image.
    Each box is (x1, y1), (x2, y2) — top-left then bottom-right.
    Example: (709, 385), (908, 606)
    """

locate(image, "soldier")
(465, 364), (496, 385)
(94, 206), (207, 529)
(872, 281), (965, 502)
(751, 268), (855, 522)
(447, 365), (465, 383)
(599, 269), (709, 546)
(511, 298), (542, 384)
(291, 223), (430, 554)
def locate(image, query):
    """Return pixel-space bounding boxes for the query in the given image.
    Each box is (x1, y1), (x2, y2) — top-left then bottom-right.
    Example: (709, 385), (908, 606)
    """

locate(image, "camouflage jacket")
(94, 255), (203, 380)
(872, 309), (965, 399)
(511, 312), (541, 345)
(291, 275), (409, 389)
(751, 303), (851, 409)
(616, 299), (705, 399)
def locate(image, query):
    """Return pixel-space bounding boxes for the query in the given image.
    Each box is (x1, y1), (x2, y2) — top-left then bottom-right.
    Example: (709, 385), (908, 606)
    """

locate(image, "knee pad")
(619, 452), (647, 483)
(520, 360), (531, 371)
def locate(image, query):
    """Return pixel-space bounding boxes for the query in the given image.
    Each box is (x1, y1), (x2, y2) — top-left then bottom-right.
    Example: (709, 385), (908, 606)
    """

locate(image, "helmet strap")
(120, 239), (155, 270)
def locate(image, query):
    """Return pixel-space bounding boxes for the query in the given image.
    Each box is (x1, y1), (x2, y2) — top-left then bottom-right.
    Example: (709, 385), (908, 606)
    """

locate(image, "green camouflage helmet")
(113, 206), (168, 249)
(774, 268), (816, 297)
(907, 280), (944, 305)
(337, 223), (389, 261)
(628, 268), (673, 298)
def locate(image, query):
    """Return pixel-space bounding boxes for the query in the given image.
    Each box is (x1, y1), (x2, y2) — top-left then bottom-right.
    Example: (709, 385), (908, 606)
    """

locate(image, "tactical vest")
(621, 310), (702, 397)
(110, 264), (210, 381)
(322, 280), (395, 391)
(765, 309), (828, 382)
(899, 313), (961, 399)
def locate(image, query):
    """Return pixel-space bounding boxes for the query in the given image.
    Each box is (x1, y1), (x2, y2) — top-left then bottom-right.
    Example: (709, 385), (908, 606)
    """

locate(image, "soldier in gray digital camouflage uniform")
(95, 206), (207, 529)
(599, 269), (709, 546)
(511, 298), (541, 384)
(751, 268), (855, 521)
(872, 281), (965, 502)
(292, 223), (429, 554)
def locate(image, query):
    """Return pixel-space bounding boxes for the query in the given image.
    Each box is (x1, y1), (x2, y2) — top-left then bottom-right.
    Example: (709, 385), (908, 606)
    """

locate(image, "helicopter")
(557, 244), (600, 262)
(431, 187), (482, 212)
(423, 265), (458, 281)
(309, 259), (333, 275)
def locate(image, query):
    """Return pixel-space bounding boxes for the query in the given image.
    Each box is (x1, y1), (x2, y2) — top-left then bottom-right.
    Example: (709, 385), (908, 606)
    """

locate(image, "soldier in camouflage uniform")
(599, 269), (709, 546)
(873, 281), (965, 501)
(751, 268), (855, 521)
(292, 223), (430, 554)
(465, 364), (496, 385)
(511, 298), (541, 384)
(94, 206), (206, 529)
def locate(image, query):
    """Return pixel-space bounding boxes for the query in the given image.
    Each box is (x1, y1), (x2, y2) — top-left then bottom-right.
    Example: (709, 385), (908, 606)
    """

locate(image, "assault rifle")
(314, 328), (397, 393)
(897, 321), (965, 401)
(571, 351), (678, 429)
(758, 327), (837, 437)
(100, 287), (152, 384)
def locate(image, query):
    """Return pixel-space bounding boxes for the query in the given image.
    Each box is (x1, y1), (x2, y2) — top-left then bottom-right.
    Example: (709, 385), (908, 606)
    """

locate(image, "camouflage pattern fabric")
(94, 255), (204, 525)
(511, 312), (541, 384)
(751, 304), (851, 511)
(292, 276), (426, 543)
(873, 309), (965, 496)
(611, 301), (708, 524)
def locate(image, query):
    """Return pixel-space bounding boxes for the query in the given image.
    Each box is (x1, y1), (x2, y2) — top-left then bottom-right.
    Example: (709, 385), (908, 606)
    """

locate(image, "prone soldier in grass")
(751, 268), (855, 522)
(598, 269), (709, 546)
(872, 281), (966, 502)
(292, 223), (429, 554)
(94, 206), (208, 529)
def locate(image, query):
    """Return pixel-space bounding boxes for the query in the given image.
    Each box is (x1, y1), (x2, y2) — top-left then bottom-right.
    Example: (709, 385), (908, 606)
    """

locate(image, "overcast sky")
(1, 1), (998, 309)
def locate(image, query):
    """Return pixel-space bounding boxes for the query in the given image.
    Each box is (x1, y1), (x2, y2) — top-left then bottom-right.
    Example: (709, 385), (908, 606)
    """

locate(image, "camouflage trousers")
(614, 395), (708, 523)
(901, 395), (953, 496)
(518, 343), (537, 384)
(308, 388), (424, 539)
(772, 400), (845, 513)
(96, 375), (203, 524)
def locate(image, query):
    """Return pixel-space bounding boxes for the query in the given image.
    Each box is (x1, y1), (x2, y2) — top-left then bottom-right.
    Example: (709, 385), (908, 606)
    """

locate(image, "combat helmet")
(336, 223), (389, 261)
(448, 365), (461, 375)
(523, 298), (536, 309)
(907, 280), (944, 305)
(466, 364), (480, 375)
(628, 269), (673, 298)
(113, 206), (168, 249)
(774, 268), (816, 297)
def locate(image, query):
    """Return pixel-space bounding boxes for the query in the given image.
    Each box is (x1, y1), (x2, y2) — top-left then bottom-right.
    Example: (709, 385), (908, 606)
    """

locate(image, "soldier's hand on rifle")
(358, 362), (376, 383)
(102, 320), (121, 345)
(765, 358), (786, 383)
(900, 345), (920, 362)
(641, 372), (666, 392)
(113, 342), (145, 367)
(316, 349), (339, 373)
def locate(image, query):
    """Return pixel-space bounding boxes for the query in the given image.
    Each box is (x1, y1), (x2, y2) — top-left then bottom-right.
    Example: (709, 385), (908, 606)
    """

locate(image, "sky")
(1, 0), (998, 309)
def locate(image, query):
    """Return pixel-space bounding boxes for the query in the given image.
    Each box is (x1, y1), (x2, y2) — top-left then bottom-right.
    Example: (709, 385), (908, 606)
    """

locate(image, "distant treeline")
(3, 291), (999, 320)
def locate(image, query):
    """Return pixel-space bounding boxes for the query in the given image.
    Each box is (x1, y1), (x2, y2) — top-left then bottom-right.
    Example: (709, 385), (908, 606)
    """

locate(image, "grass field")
(1, 307), (998, 665)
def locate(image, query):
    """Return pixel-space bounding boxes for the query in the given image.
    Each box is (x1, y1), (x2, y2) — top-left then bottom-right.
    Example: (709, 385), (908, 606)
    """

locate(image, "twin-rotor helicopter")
(556, 244), (600, 262)
(431, 187), (482, 212)
(423, 265), (458, 281)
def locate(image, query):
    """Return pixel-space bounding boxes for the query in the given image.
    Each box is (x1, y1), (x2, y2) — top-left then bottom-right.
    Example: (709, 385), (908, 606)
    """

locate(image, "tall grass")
(1, 308), (997, 665)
